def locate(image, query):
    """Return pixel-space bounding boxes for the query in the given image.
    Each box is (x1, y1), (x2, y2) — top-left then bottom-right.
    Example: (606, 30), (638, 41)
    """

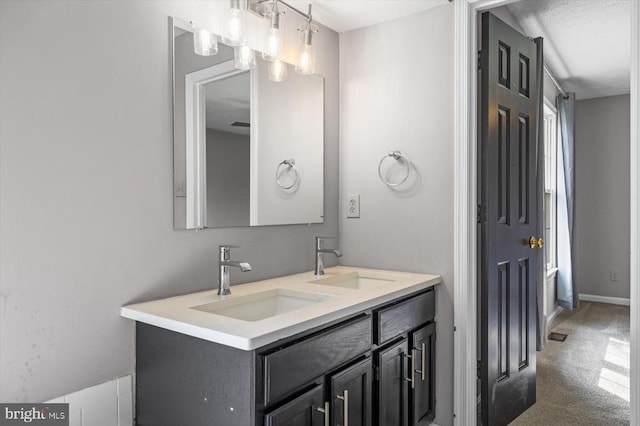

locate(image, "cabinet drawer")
(262, 315), (372, 406)
(374, 290), (435, 345)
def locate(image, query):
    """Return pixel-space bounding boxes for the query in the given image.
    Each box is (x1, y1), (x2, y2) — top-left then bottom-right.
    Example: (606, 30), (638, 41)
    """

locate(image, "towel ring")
(276, 159), (299, 189)
(378, 151), (410, 187)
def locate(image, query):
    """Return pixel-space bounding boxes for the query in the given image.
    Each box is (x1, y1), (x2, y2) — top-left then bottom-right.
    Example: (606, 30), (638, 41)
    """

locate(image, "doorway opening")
(453, 0), (638, 425)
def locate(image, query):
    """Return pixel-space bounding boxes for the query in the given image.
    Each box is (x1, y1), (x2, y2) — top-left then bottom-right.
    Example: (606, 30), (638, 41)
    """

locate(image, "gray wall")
(575, 94), (631, 299)
(339, 4), (455, 425)
(0, 0), (339, 402)
(206, 129), (250, 228)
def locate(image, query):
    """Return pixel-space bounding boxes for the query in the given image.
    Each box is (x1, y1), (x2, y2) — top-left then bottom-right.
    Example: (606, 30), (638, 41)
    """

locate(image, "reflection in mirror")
(205, 71), (250, 227)
(171, 17), (325, 230)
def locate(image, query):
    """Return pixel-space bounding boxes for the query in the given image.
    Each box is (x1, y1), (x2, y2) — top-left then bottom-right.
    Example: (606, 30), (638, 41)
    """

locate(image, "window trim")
(543, 98), (558, 272)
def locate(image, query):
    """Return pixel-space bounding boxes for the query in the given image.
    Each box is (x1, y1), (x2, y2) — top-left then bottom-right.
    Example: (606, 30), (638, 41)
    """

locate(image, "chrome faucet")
(314, 237), (342, 275)
(218, 245), (251, 296)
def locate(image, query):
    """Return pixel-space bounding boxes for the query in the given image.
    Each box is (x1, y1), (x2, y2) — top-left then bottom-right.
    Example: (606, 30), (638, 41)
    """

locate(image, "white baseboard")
(546, 306), (563, 328)
(45, 375), (133, 426)
(579, 293), (631, 306)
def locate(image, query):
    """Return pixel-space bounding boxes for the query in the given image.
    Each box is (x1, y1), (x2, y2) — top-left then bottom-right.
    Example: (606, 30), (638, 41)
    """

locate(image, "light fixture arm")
(298, 3), (318, 45)
(267, 0), (285, 30)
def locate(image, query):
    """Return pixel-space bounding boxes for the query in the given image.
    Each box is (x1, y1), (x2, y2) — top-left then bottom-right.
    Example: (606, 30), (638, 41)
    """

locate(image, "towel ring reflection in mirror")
(378, 151), (411, 187)
(276, 159), (299, 189)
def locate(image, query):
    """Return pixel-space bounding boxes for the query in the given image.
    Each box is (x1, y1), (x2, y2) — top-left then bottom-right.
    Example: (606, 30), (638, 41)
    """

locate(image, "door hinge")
(374, 365), (380, 381)
(477, 360), (482, 379)
(477, 204), (486, 223)
(477, 49), (488, 70)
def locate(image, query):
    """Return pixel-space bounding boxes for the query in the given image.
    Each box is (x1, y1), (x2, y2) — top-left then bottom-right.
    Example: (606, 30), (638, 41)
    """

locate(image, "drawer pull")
(316, 402), (330, 426)
(414, 342), (426, 381)
(337, 390), (349, 426)
(404, 352), (415, 389)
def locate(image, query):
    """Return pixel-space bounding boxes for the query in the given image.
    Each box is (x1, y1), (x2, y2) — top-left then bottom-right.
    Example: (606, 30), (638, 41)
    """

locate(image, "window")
(543, 101), (557, 270)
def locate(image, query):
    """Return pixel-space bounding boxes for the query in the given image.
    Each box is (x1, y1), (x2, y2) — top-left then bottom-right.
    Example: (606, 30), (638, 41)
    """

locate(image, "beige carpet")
(510, 301), (630, 425)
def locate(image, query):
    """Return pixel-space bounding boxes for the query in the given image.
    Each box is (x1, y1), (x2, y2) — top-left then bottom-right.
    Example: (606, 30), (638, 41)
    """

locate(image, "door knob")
(528, 236), (544, 249)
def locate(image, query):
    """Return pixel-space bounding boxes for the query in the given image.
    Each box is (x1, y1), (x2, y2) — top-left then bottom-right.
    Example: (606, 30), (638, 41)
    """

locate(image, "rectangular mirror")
(171, 17), (325, 229)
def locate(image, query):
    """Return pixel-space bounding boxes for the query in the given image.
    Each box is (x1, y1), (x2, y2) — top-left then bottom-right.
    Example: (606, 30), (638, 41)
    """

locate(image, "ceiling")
(205, 72), (251, 136)
(286, 0), (448, 33)
(507, 0), (631, 100)
(280, 0), (630, 100)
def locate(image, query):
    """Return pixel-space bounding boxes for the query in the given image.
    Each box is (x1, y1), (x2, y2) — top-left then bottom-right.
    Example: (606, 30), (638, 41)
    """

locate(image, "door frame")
(452, 0), (640, 425)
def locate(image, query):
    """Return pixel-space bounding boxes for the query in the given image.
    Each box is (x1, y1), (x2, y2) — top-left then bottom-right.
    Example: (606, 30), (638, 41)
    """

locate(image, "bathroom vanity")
(122, 266), (440, 426)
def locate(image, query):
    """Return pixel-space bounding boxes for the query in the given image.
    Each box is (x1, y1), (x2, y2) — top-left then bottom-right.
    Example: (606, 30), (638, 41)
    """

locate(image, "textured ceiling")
(285, 0), (448, 33)
(205, 72), (250, 136)
(507, 0), (631, 100)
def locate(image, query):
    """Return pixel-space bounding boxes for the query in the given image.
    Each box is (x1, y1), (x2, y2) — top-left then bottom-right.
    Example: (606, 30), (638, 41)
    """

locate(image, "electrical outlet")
(175, 180), (186, 197)
(347, 194), (360, 218)
(610, 270), (619, 282)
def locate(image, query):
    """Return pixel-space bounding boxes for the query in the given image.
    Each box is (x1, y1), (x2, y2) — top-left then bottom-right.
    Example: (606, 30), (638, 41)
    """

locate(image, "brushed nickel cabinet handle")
(337, 390), (349, 426)
(404, 352), (416, 389)
(414, 342), (426, 381)
(316, 401), (330, 426)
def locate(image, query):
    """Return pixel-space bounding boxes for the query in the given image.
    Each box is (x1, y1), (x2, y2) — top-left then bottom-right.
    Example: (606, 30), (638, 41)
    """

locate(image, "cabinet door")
(375, 339), (409, 426)
(265, 384), (328, 426)
(410, 323), (436, 426)
(329, 358), (372, 426)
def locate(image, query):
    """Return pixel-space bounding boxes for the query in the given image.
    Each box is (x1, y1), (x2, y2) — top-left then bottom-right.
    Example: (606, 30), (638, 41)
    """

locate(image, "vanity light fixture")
(234, 45), (257, 70)
(222, 0), (248, 46)
(268, 59), (288, 82)
(192, 24), (218, 56)
(295, 4), (317, 75)
(262, 0), (285, 61)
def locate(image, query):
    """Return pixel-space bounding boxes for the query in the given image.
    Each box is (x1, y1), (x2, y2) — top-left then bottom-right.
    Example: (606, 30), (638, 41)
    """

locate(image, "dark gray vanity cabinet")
(376, 338), (410, 425)
(134, 287), (435, 426)
(373, 290), (436, 426)
(411, 323), (436, 426)
(329, 357), (373, 426)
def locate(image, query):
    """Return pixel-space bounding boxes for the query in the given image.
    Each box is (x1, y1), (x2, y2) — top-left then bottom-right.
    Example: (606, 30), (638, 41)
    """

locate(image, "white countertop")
(120, 266), (441, 351)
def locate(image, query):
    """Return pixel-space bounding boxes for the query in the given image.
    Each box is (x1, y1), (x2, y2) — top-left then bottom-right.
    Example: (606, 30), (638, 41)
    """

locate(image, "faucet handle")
(220, 244), (241, 250)
(219, 245), (240, 260)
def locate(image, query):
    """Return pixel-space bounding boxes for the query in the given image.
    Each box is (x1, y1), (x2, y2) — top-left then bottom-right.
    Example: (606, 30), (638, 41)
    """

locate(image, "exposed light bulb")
(234, 45), (256, 70)
(193, 28), (218, 56)
(223, 0), (246, 46)
(296, 41), (314, 75)
(269, 60), (288, 82)
(262, 0), (284, 61)
(295, 6), (317, 75)
(228, 10), (242, 41)
(263, 27), (281, 61)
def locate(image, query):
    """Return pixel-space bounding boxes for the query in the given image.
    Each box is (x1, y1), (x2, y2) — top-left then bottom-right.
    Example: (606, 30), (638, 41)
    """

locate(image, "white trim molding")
(630, 1), (639, 425)
(579, 294), (631, 307)
(184, 60), (247, 229)
(453, 0), (476, 424)
(453, 0), (640, 425)
(546, 306), (563, 329)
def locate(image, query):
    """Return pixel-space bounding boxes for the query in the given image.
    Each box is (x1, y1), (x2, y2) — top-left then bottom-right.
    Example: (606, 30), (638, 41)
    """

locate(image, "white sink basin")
(191, 288), (336, 322)
(309, 271), (410, 290)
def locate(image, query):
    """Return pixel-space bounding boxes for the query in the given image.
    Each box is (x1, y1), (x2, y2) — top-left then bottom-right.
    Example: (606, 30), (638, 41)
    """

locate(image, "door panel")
(330, 357), (372, 426)
(410, 323), (436, 426)
(375, 339), (409, 426)
(264, 384), (326, 426)
(479, 12), (541, 426)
